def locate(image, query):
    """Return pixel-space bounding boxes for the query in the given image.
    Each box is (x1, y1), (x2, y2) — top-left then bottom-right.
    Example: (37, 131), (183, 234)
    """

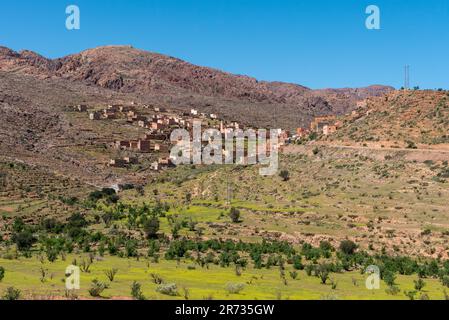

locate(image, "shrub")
(316, 264), (330, 284)
(156, 283), (179, 296)
(339, 240), (357, 255)
(67, 213), (88, 229)
(0, 267), (4, 282)
(330, 279), (338, 290)
(383, 271), (397, 287)
(3, 287), (21, 300)
(104, 268), (118, 282)
(225, 282), (245, 294)
(125, 240), (138, 257)
(12, 230), (36, 251)
(440, 276), (449, 288)
(150, 273), (164, 284)
(319, 241), (333, 252)
(229, 208), (241, 223)
(144, 216), (160, 239)
(131, 281), (145, 300)
(292, 255), (304, 270)
(88, 279), (109, 297)
(414, 278), (425, 291)
(385, 285), (400, 295)
(279, 170), (290, 181)
(404, 290), (417, 300)
(406, 140), (417, 149)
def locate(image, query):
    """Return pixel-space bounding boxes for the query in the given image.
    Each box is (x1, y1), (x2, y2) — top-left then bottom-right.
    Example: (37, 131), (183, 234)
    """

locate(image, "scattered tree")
(229, 207), (241, 223)
(144, 216), (160, 239)
(3, 287), (21, 300)
(131, 281), (145, 300)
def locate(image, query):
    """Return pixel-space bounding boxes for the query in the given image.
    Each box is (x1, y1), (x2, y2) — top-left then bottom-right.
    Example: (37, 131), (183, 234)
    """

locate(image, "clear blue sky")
(0, 0), (448, 89)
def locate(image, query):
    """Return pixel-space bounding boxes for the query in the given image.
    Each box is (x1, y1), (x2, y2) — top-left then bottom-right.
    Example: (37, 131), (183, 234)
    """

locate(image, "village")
(67, 99), (368, 173)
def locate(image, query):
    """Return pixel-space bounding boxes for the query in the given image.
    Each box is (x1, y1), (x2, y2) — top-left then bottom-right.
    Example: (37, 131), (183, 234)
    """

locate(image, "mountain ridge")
(0, 45), (393, 110)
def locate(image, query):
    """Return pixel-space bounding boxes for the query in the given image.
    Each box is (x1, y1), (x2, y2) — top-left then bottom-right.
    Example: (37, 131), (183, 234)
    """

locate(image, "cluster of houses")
(293, 115), (342, 141)
(73, 99), (371, 172)
(88, 104), (139, 121)
(292, 99), (370, 141)
(84, 104), (258, 171)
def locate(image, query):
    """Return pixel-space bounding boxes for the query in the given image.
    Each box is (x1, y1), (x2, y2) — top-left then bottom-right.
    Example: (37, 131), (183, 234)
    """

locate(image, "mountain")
(0, 45), (393, 129)
(0, 45), (395, 185)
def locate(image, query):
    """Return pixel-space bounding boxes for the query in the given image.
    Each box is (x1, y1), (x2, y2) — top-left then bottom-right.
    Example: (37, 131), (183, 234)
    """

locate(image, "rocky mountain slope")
(0, 45), (393, 129)
(322, 90), (449, 149)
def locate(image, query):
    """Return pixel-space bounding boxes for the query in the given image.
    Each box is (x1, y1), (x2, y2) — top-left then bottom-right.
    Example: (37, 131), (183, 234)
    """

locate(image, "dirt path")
(284, 144), (449, 161)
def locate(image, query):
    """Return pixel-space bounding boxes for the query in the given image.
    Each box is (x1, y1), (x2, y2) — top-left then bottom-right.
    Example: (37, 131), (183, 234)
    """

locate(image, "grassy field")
(1, 254), (448, 300)
(1, 149), (449, 300)
(117, 151), (449, 258)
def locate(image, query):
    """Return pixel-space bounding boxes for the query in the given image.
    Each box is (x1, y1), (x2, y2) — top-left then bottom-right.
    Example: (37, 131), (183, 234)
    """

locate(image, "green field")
(1, 254), (448, 300)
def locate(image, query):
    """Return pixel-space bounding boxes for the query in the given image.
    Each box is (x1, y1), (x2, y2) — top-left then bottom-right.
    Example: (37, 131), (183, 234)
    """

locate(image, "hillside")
(321, 90), (449, 149)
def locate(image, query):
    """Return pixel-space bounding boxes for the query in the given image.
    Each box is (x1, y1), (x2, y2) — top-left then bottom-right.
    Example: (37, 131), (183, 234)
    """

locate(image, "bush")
(156, 283), (179, 296)
(385, 285), (400, 295)
(12, 230), (36, 251)
(279, 170), (290, 181)
(383, 270), (397, 287)
(88, 279), (109, 297)
(144, 216), (160, 239)
(225, 282), (245, 294)
(0, 266), (4, 282)
(88, 188), (119, 204)
(292, 255), (304, 270)
(414, 278), (425, 291)
(125, 240), (138, 257)
(339, 240), (357, 255)
(229, 208), (241, 223)
(406, 140), (417, 149)
(67, 213), (88, 229)
(104, 268), (118, 282)
(404, 290), (417, 300)
(3, 287), (21, 300)
(441, 276), (449, 288)
(150, 273), (164, 284)
(316, 264), (330, 284)
(131, 281), (145, 300)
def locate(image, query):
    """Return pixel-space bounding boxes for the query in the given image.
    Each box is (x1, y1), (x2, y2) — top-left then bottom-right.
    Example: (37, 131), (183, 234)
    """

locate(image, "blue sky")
(0, 0), (448, 89)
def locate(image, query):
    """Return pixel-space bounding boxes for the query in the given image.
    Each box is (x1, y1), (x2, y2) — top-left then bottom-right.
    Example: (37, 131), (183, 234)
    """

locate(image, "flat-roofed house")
(75, 105), (88, 112)
(323, 125), (337, 136)
(115, 140), (130, 150)
(124, 157), (138, 164)
(137, 140), (151, 153)
(109, 158), (127, 168)
(89, 112), (101, 120)
(151, 122), (167, 131)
